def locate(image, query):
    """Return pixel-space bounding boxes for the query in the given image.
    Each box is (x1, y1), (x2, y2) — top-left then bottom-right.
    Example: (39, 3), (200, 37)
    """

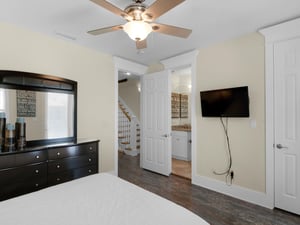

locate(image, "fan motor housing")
(125, 3), (148, 21)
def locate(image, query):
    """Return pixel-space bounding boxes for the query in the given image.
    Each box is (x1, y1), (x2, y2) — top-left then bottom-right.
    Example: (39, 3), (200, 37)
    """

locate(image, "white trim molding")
(161, 50), (199, 70)
(193, 175), (272, 209)
(113, 56), (148, 75)
(259, 17), (300, 209)
(160, 49), (199, 185)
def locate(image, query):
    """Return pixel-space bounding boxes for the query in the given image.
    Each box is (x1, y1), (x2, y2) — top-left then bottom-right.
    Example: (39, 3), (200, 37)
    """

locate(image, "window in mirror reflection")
(46, 92), (74, 138)
(0, 89), (5, 112)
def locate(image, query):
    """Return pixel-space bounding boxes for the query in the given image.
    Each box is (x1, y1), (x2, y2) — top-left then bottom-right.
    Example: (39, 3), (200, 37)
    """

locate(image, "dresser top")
(0, 138), (99, 156)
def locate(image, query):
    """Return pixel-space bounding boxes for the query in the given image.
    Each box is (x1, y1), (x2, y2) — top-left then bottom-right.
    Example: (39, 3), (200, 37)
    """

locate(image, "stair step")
(121, 142), (130, 145)
(136, 145), (140, 149)
(136, 128), (140, 131)
(118, 130), (130, 133)
(118, 136), (126, 139)
(125, 147), (132, 151)
(136, 139), (140, 143)
(137, 134), (140, 137)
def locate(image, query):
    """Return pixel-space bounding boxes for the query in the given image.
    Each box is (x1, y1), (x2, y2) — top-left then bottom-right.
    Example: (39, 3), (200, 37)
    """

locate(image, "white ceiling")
(1, 0), (300, 66)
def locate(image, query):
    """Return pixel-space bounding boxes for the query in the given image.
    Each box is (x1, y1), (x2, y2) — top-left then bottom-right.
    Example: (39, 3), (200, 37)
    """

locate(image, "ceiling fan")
(87, 0), (192, 49)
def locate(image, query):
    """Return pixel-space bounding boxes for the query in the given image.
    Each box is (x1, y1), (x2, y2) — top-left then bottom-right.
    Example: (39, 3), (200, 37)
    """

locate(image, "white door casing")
(140, 71), (171, 176)
(274, 38), (300, 214)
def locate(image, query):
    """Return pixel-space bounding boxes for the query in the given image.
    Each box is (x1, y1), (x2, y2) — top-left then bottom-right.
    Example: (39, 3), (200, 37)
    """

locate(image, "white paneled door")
(274, 38), (300, 214)
(140, 71), (171, 176)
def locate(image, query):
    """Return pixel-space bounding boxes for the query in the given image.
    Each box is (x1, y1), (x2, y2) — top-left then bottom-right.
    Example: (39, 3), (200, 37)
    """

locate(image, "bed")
(0, 173), (209, 225)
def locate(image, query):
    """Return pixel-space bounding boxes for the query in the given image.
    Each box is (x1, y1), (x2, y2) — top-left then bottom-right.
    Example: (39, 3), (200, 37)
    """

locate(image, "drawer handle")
(56, 165), (60, 169)
(88, 169), (92, 173)
(36, 155), (40, 159)
(56, 178), (60, 181)
(35, 170), (39, 174)
(88, 158), (92, 162)
(57, 152), (61, 156)
(35, 183), (39, 187)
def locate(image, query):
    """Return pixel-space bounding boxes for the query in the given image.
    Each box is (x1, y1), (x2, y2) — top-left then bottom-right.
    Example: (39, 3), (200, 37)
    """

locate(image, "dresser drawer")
(0, 163), (47, 185)
(48, 142), (98, 160)
(0, 154), (15, 169)
(0, 177), (47, 201)
(15, 150), (47, 166)
(16, 177), (47, 195)
(47, 165), (98, 186)
(48, 154), (97, 174)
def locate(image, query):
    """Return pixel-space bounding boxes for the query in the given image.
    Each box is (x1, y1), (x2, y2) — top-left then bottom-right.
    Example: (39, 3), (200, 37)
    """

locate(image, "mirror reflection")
(0, 88), (74, 141)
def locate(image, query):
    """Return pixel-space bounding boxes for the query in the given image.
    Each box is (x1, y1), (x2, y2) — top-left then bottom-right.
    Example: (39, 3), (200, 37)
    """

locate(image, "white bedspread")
(0, 173), (209, 225)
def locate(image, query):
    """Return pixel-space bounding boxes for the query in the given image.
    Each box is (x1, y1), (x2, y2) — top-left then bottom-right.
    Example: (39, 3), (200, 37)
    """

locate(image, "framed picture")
(16, 90), (36, 117)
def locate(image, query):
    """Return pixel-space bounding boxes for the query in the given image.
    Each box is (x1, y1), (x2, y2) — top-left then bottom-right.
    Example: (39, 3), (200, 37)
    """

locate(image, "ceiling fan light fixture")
(123, 21), (152, 41)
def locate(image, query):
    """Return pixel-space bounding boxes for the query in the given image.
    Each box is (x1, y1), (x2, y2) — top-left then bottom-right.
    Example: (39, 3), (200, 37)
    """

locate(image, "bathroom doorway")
(171, 67), (192, 179)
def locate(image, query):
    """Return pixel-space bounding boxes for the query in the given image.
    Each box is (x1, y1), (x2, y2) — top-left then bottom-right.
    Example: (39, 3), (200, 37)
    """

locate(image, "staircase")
(118, 97), (140, 156)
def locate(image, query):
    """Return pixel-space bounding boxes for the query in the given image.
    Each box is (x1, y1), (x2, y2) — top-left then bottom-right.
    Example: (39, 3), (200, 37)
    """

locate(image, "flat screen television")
(200, 86), (249, 117)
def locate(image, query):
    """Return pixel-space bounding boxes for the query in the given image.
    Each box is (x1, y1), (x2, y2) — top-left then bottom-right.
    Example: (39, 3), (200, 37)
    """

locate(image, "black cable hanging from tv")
(213, 117), (233, 185)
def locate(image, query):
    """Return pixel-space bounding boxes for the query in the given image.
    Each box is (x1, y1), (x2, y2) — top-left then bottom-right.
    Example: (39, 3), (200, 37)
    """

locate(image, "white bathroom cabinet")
(171, 131), (191, 161)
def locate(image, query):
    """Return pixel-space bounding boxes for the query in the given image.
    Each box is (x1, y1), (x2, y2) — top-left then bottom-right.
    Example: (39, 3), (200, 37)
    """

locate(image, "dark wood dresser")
(0, 139), (99, 201)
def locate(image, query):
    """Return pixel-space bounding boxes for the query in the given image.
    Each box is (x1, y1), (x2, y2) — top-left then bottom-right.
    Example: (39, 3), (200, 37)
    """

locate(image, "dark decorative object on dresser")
(0, 70), (99, 201)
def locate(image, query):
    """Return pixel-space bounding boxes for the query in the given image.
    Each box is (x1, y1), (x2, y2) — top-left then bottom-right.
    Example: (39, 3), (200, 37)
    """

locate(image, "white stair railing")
(118, 97), (140, 156)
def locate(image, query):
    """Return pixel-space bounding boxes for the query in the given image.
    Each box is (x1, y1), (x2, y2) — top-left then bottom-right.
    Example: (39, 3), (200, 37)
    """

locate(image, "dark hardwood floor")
(118, 153), (300, 225)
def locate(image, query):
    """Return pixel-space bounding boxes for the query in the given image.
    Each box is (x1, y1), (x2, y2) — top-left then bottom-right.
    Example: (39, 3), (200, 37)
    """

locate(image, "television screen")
(200, 86), (249, 117)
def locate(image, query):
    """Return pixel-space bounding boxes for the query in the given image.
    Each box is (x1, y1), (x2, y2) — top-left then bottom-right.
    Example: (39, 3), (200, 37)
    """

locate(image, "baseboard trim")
(192, 174), (273, 209)
(106, 170), (117, 176)
(124, 149), (139, 156)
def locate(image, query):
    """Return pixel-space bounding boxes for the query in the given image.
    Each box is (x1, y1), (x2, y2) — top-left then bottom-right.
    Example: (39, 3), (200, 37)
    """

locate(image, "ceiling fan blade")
(151, 23), (192, 38)
(144, 0), (185, 21)
(136, 39), (147, 49)
(90, 0), (130, 19)
(87, 25), (123, 35)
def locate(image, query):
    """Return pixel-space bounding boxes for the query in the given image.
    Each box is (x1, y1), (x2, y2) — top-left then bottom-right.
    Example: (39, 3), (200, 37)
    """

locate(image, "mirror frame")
(0, 70), (77, 147)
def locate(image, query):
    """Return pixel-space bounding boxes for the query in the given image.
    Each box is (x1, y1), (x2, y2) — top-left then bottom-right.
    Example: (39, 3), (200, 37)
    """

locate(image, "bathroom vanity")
(171, 125), (191, 161)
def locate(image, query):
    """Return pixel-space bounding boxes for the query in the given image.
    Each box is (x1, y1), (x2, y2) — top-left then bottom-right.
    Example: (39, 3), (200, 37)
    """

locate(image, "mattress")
(0, 173), (209, 225)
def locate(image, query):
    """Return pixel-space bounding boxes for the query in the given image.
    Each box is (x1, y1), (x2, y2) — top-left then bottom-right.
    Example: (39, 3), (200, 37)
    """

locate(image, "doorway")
(170, 67), (192, 179)
(114, 51), (199, 181)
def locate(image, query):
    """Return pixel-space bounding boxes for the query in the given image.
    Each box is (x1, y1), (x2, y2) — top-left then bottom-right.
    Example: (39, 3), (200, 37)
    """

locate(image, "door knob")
(276, 144), (288, 149)
(162, 134), (169, 138)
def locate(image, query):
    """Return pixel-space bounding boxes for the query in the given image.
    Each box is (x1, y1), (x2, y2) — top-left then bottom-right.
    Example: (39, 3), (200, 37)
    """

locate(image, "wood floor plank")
(172, 158), (191, 179)
(118, 153), (300, 225)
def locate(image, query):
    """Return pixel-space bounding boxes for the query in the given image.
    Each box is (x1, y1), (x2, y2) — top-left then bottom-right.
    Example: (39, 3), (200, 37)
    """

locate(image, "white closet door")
(274, 37), (300, 215)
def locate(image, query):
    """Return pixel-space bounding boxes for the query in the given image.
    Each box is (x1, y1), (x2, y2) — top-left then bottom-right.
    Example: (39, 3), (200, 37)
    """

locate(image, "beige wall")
(133, 32), (266, 193)
(119, 79), (140, 119)
(196, 33), (266, 192)
(0, 22), (115, 172)
(146, 63), (164, 73)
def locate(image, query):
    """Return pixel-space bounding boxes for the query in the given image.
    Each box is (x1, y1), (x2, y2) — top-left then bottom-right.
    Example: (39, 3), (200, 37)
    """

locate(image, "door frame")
(260, 18), (300, 209)
(113, 56), (148, 176)
(113, 50), (199, 177)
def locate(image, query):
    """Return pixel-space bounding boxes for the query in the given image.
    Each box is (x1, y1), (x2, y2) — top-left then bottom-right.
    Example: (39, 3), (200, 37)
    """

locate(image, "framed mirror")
(0, 70), (77, 146)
